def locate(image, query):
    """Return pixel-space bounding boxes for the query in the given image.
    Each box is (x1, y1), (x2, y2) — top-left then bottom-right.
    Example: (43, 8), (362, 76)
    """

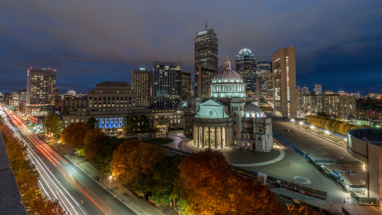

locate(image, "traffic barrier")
(351, 192), (378, 206)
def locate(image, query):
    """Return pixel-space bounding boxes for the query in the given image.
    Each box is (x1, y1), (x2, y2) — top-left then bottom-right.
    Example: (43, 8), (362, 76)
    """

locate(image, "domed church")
(185, 57), (273, 152)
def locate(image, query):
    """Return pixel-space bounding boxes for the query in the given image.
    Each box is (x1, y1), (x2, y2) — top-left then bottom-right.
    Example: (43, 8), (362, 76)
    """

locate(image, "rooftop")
(0, 131), (26, 214)
(96, 81), (131, 87)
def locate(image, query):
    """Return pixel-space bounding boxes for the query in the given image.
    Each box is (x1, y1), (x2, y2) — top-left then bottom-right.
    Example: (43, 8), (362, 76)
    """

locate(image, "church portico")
(193, 120), (231, 149)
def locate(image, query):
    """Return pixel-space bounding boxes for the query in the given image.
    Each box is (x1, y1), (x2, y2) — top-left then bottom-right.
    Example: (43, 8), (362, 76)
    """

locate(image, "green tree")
(55, 118), (65, 138)
(96, 138), (126, 175)
(87, 116), (99, 129)
(45, 114), (57, 134)
(149, 155), (183, 206)
(123, 116), (132, 133)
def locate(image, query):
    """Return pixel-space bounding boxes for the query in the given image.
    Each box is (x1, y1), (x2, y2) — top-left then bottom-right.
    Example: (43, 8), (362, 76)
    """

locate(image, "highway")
(1, 108), (136, 215)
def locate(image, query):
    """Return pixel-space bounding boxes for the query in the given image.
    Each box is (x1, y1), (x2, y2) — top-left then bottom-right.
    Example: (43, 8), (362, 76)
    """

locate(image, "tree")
(110, 139), (142, 182)
(83, 128), (107, 163)
(122, 116), (132, 133)
(87, 116), (99, 129)
(95, 138), (125, 175)
(176, 149), (232, 214)
(44, 114), (59, 134)
(126, 142), (167, 192)
(61, 122), (88, 149)
(0, 124), (65, 214)
(55, 118), (65, 138)
(149, 155), (183, 206)
(337, 116), (344, 121)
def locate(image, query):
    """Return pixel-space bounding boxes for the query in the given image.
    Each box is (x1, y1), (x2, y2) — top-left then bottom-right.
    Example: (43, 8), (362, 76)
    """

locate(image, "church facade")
(185, 57), (273, 152)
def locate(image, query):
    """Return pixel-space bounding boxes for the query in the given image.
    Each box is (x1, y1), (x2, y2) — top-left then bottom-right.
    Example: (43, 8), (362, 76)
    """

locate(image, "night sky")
(1, 0), (381, 95)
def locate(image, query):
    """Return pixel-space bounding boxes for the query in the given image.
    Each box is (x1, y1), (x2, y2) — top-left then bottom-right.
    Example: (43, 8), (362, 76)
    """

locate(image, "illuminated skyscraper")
(26, 68), (56, 116)
(153, 61), (182, 109)
(255, 61), (272, 98)
(131, 68), (151, 107)
(195, 26), (218, 97)
(236, 48), (256, 94)
(272, 47), (297, 118)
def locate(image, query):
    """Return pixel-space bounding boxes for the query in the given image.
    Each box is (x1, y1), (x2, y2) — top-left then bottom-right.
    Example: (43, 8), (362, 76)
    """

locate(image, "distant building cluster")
(2, 21), (374, 141)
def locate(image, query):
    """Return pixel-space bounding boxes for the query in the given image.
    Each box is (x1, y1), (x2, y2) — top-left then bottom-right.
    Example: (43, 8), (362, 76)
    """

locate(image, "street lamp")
(75, 149), (78, 165)
(299, 122), (303, 125)
(291, 119), (295, 122)
(325, 130), (330, 135)
(310, 125), (315, 129)
(109, 176), (113, 191)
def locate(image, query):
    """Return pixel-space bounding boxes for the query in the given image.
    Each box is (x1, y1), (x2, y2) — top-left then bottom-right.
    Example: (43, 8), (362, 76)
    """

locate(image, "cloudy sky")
(1, 0), (381, 95)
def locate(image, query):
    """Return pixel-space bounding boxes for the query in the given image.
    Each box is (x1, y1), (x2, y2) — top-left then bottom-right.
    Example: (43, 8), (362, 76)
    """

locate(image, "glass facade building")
(195, 29), (218, 97)
(153, 61), (182, 109)
(235, 48), (256, 94)
(255, 61), (272, 98)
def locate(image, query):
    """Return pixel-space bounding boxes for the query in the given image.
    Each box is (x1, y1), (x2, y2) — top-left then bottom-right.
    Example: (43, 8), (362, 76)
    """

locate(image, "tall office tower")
(196, 66), (215, 97)
(255, 61), (272, 98)
(272, 47), (297, 118)
(131, 68), (151, 107)
(153, 61), (182, 109)
(314, 83), (322, 95)
(181, 72), (192, 101)
(194, 26), (218, 97)
(26, 68), (56, 116)
(236, 48), (256, 94)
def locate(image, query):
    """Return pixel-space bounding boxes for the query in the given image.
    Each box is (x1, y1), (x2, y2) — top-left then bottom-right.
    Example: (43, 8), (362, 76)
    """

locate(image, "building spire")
(206, 16), (207, 30)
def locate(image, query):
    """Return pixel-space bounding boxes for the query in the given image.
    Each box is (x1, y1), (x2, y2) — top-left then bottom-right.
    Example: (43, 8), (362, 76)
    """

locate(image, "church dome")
(210, 56), (246, 98)
(212, 57), (243, 83)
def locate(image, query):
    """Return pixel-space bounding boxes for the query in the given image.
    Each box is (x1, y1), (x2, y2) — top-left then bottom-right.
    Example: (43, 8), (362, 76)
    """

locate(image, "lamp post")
(109, 176), (113, 191)
(75, 149), (78, 165)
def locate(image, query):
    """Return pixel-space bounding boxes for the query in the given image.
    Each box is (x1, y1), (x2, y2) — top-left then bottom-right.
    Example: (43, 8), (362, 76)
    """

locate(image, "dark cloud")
(0, 0), (381, 94)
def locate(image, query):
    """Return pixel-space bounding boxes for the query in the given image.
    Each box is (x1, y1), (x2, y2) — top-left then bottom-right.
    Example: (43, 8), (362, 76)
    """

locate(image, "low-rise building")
(297, 92), (357, 120)
(61, 81), (184, 135)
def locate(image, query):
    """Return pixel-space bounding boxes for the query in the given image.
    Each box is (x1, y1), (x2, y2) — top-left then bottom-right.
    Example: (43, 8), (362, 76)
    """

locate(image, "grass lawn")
(150, 138), (174, 144)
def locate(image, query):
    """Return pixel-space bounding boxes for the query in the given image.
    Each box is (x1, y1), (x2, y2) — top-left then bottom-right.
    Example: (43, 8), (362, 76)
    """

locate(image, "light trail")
(4, 118), (83, 215)
(5, 111), (113, 215)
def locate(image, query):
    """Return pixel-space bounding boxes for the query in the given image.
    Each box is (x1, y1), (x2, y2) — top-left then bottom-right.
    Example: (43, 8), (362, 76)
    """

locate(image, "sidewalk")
(46, 137), (174, 215)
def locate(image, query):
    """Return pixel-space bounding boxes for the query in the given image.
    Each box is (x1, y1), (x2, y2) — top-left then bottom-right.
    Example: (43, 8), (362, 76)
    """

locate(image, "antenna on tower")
(206, 16), (207, 30)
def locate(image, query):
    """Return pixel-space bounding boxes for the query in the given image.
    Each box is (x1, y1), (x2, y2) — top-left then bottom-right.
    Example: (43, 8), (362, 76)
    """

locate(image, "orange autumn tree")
(110, 139), (141, 183)
(61, 122), (88, 149)
(227, 172), (286, 214)
(83, 128), (107, 163)
(176, 149), (232, 215)
(0, 124), (65, 214)
(126, 142), (167, 192)
(177, 149), (288, 215)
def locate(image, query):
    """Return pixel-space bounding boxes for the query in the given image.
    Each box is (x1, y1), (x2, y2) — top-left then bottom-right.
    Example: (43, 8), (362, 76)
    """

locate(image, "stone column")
(193, 125), (196, 145)
(215, 127), (217, 149)
(197, 126), (200, 147)
(208, 127), (211, 149)
(202, 127), (204, 148)
(221, 127), (223, 148)
(226, 126), (228, 147)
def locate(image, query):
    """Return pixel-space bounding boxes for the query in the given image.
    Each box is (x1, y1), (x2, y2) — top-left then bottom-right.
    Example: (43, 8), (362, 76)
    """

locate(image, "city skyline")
(1, 1), (382, 94)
